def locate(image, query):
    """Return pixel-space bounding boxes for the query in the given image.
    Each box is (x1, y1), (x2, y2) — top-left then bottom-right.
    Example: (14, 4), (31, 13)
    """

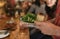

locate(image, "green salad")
(22, 13), (36, 23)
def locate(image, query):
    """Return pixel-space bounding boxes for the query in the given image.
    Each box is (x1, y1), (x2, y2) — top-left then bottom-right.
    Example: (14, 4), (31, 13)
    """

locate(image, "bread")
(36, 14), (45, 22)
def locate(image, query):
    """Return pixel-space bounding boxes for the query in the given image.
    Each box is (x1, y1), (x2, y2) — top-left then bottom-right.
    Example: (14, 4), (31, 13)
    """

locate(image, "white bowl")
(0, 30), (10, 38)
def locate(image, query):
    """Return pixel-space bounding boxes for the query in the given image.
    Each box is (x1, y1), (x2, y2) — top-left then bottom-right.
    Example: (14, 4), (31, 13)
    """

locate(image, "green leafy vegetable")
(22, 13), (36, 23)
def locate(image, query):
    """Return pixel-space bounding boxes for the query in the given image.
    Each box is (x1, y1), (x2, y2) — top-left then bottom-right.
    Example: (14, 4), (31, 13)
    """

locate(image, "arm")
(45, 22), (60, 36)
(51, 23), (60, 36)
(35, 21), (60, 36)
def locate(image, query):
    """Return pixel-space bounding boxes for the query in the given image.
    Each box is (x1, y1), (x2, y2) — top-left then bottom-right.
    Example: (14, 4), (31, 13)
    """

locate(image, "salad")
(22, 13), (36, 23)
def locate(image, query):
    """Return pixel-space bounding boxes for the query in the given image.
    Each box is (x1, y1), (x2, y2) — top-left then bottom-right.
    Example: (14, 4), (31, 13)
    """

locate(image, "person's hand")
(34, 21), (56, 35)
(20, 21), (29, 29)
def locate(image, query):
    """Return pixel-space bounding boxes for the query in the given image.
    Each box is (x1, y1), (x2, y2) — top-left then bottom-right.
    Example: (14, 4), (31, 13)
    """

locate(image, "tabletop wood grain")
(0, 17), (30, 39)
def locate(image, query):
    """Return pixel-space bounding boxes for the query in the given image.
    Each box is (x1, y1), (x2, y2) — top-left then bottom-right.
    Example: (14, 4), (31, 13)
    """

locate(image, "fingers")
(20, 21), (24, 26)
(20, 21), (29, 29)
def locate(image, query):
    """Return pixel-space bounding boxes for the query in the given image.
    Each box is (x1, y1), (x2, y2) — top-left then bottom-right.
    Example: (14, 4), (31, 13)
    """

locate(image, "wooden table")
(0, 17), (30, 39)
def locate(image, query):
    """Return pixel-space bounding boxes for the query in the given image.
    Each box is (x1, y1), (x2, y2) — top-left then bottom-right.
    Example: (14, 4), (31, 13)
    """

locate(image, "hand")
(34, 21), (56, 35)
(20, 21), (29, 29)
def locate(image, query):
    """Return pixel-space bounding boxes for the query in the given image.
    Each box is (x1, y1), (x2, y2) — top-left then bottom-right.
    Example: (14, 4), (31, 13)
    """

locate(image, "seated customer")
(28, 0), (46, 14)
(20, 0), (53, 39)
(35, 0), (60, 39)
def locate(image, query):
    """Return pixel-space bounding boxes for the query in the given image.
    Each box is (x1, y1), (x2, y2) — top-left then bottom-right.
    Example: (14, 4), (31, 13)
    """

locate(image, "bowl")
(0, 30), (10, 38)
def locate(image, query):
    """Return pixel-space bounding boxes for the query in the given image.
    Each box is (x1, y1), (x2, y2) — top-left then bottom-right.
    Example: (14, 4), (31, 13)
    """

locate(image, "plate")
(27, 23), (35, 27)
(0, 30), (10, 38)
(20, 18), (35, 28)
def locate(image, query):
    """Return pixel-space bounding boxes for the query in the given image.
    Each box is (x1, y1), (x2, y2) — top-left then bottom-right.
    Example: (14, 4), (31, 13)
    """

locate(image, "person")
(20, 0), (53, 39)
(45, 0), (58, 19)
(35, 0), (60, 39)
(28, 0), (46, 14)
(20, 0), (60, 39)
(21, 1), (30, 13)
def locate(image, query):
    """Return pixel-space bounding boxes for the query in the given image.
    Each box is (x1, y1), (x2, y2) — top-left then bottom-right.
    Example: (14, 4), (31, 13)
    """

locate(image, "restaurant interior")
(0, 0), (60, 39)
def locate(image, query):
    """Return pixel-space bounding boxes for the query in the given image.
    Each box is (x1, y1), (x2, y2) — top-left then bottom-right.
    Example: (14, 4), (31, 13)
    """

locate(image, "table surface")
(0, 17), (30, 39)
